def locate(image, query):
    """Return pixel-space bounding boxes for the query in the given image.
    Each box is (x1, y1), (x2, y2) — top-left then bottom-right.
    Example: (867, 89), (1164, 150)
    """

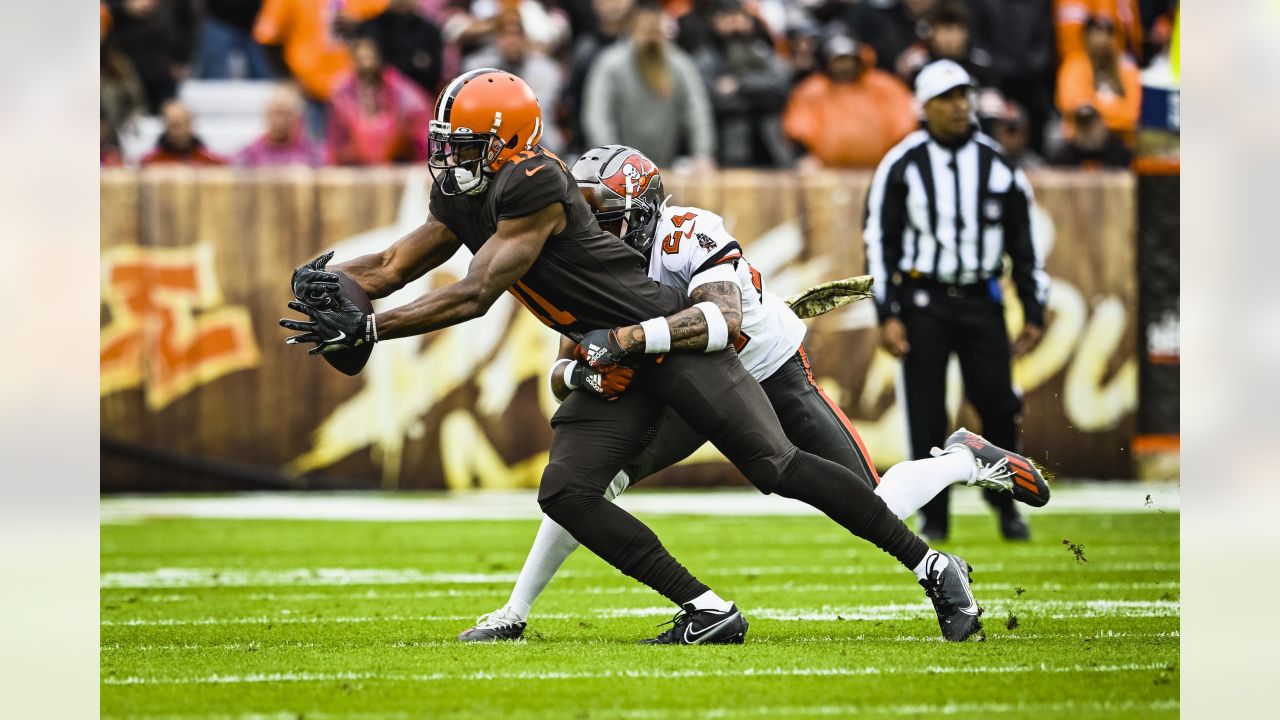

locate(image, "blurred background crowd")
(99, 0), (1179, 172)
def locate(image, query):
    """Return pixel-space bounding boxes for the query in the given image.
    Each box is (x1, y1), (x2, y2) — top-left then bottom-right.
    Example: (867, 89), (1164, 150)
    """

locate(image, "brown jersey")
(429, 148), (689, 341)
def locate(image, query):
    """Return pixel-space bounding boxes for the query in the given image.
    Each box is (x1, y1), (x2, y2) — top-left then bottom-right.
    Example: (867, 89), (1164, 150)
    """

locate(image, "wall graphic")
(101, 168), (1137, 490)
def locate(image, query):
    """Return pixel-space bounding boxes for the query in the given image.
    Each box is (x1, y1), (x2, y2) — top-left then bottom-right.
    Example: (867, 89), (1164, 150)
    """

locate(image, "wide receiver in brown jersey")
(282, 69), (985, 644)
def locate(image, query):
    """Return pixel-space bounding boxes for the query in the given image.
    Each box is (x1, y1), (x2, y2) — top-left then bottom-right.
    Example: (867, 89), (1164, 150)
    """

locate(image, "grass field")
(101, 496), (1179, 719)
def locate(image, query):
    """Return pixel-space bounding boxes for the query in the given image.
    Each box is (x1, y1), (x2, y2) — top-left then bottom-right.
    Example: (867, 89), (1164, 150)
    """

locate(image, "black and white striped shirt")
(863, 128), (1049, 326)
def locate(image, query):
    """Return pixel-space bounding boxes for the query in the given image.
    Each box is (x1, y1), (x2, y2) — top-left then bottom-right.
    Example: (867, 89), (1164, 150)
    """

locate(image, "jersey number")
(662, 212), (699, 254)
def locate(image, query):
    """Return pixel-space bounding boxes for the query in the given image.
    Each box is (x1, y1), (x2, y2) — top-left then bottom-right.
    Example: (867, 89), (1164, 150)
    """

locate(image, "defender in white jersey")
(456, 146), (1051, 642)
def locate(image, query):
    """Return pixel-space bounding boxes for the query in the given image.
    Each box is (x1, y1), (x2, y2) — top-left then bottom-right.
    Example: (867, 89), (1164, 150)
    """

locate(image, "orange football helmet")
(428, 69), (544, 195)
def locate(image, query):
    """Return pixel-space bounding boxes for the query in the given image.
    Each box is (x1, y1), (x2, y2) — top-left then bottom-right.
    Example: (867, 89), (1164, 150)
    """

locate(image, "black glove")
(279, 295), (371, 355)
(292, 250), (341, 309)
(569, 361), (635, 400)
(577, 328), (628, 371)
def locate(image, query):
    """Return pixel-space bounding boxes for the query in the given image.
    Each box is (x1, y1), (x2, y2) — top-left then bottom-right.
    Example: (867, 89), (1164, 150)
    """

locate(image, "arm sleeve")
(1004, 168), (1049, 327)
(863, 154), (909, 322)
(495, 157), (569, 221)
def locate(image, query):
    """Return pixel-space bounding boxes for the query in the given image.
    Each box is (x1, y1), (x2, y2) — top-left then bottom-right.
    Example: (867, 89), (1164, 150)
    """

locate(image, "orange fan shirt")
(253, 0), (388, 101)
(783, 70), (919, 169)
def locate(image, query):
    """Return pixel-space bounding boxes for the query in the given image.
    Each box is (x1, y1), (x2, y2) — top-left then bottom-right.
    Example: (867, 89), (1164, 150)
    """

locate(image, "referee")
(863, 60), (1049, 541)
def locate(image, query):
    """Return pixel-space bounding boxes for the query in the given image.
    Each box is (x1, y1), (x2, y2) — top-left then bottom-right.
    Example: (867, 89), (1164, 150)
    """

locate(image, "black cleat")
(999, 505), (1031, 541)
(937, 428), (1051, 508)
(456, 607), (527, 642)
(640, 604), (748, 645)
(919, 552), (984, 642)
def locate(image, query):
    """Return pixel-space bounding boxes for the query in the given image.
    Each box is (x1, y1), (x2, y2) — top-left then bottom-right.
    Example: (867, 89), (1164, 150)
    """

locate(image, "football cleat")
(934, 427), (1051, 508)
(998, 505), (1031, 541)
(640, 604), (748, 645)
(919, 552), (984, 642)
(455, 606), (527, 642)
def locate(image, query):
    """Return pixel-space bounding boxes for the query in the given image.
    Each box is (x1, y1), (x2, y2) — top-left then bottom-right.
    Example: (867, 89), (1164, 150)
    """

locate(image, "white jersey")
(647, 204), (806, 381)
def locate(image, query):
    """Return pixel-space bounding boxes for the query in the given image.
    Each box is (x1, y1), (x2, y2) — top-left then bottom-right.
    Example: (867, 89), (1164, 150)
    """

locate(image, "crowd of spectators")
(100, 0), (1179, 172)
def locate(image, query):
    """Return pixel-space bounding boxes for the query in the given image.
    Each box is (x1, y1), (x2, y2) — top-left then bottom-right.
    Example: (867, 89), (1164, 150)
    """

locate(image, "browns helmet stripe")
(434, 68), (500, 125)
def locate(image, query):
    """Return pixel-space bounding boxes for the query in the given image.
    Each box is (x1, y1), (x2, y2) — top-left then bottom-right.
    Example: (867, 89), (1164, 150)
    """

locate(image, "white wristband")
(561, 359), (580, 390)
(639, 317), (671, 354)
(369, 313), (378, 343)
(695, 301), (729, 352)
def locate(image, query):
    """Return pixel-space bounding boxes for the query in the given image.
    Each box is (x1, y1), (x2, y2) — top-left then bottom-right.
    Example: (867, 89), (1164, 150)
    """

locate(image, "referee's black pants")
(537, 349), (927, 606)
(899, 281), (1021, 533)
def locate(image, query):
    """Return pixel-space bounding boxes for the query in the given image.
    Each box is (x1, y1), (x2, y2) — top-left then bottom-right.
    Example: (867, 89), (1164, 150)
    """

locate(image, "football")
(323, 270), (375, 376)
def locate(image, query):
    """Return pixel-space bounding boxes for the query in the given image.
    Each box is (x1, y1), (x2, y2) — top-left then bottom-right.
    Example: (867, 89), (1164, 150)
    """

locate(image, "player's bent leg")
(874, 452), (978, 520)
(655, 351), (930, 573)
(536, 389), (714, 609)
(759, 348), (877, 490)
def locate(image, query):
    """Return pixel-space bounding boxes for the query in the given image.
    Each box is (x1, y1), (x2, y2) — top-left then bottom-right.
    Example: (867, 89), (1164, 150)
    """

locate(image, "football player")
(456, 145), (1051, 642)
(283, 70), (1022, 644)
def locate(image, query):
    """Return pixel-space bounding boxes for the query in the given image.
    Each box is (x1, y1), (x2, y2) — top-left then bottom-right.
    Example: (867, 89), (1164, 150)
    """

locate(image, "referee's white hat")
(914, 60), (974, 105)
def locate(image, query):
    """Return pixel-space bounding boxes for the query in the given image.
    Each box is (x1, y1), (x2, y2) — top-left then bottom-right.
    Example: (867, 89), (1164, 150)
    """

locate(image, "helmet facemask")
(428, 119), (504, 196)
(580, 180), (663, 256)
(572, 145), (666, 257)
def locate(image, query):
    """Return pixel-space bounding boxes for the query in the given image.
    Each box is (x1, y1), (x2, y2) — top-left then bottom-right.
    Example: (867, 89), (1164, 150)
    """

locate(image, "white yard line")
(101, 599), (1179, 627)
(104, 580), (1178, 604)
(103, 661), (1177, 686)
(100, 630), (1180, 653)
(618, 699), (1181, 719)
(100, 482), (1179, 524)
(100, 563), (1178, 589)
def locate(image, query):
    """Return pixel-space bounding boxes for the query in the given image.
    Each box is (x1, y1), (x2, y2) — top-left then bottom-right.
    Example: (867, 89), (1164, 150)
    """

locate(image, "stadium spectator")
(894, 1), (998, 91)
(1056, 15), (1142, 144)
(980, 97), (1046, 169)
(1056, 0), (1143, 62)
(463, 12), (566, 153)
(967, 0), (1055, 155)
(326, 35), (431, 166)
(782, 21), (822, 86)
(141, 99), (227, 166)
(1050, 105), (1133, 168)
(195, 1), (273, 79)
(561, 0), (634, 156)
(233, 84), (326, 167)
(782, 35), (918, 169)
(839, 0), (938, 74)
(676, 0), (773, 55)
(359, 0), (448, 96)
(444, 0), (570, 59)
(693, 1), (793, 167)
(581, 1), (716, 170)
(252, 0), (387, 107)
(101, 17), (147, 141)
(105, 0), (198, 113)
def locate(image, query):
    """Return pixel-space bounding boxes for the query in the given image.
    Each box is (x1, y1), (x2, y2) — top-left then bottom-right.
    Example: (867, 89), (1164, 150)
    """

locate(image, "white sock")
(503, 469), (633, 620)
(686, 589), (733, 612)
(875, 450), (976, 520)
(912, 549), (944, 581)
(505, 515), (582, 621)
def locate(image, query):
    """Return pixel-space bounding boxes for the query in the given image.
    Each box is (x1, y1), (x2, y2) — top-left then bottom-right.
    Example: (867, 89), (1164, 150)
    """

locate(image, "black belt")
(905, 275), (990, 299)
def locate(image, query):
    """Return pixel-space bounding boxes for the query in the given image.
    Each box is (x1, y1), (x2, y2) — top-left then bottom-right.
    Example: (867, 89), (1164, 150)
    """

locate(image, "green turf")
(101, 510), (1179, 719)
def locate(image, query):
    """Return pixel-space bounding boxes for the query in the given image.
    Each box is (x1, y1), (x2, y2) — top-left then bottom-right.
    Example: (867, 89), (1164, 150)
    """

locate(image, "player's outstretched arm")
(331, 215), (463, 300)
(375, 204), (565, 341)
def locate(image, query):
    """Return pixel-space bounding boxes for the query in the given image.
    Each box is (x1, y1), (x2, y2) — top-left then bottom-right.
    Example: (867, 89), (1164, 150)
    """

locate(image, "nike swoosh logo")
(525, 165), (545, 177)
(324, 330), (346, 343)
(684, 612), (738, 644)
